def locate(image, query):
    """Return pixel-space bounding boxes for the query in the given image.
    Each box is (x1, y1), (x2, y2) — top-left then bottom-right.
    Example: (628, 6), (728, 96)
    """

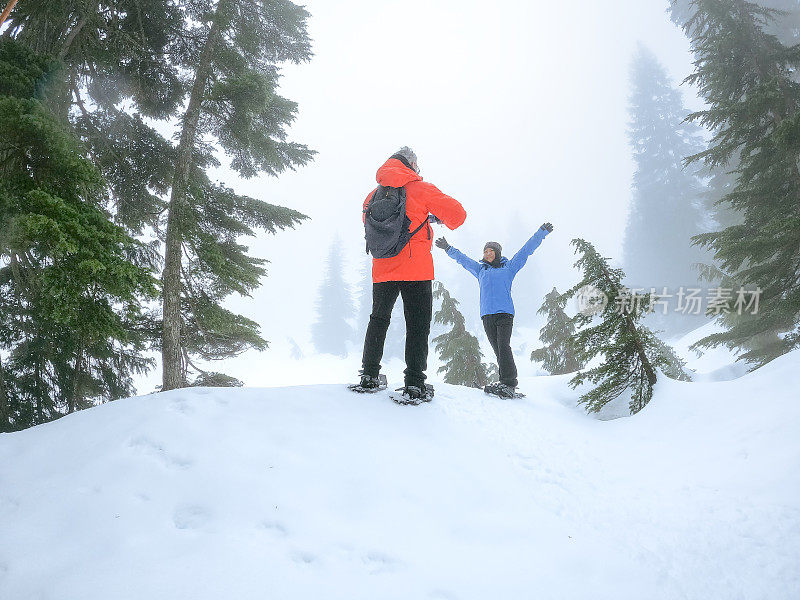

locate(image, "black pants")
(361, 280), (433, 389)
(482, 312), (518, 387)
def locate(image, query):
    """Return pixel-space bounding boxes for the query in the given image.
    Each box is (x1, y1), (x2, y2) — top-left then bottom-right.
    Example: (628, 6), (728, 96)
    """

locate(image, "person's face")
(483, 247), (496, 262)
(411, 161), (420, 174)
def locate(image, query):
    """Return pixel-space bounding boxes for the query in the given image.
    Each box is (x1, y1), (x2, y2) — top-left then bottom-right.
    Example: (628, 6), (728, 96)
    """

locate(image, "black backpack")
(363, 185), (428, 259)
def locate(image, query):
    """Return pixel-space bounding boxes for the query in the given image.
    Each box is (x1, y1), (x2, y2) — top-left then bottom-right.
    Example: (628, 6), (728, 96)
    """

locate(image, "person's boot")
(348, 373), (387, 393)
(484, 382), (517, 398)
(496, 383), (517, 399)
(391, 384), (434, 405)
(484, 381), (502, 396)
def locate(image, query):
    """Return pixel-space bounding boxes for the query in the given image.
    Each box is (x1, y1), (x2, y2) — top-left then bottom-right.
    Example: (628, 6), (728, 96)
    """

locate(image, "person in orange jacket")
(351, 147), (466, 404)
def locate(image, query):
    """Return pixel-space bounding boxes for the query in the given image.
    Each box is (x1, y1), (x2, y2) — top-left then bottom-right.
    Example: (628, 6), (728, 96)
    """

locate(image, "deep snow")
(1, 345), (798, 599)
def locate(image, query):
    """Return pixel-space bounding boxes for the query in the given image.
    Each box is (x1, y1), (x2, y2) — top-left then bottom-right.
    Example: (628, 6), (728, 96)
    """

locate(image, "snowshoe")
(348, 374), (387, 394)
(389, 384), (434, 406)
(484, 382), (525, 399)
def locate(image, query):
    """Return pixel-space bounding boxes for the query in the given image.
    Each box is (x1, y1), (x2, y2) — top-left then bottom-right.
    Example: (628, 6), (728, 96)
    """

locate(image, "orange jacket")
(363, 158), (467, 283)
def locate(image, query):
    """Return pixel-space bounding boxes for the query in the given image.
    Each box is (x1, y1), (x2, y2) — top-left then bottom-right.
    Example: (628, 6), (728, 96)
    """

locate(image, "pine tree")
(669, 4), (746, 249)
(564, 239), (689, 415)
(5, 0), (185, 232)
(0, 40), (157, 431)
(432, 282), (490, 388)
(623, 43), (711, 335)
(160, 0), (314, 389)
(288, 338), (303, 360)
(311, 238), (354, 357)
(530, 287), (584, 375)
(673, 0), (800, 367)
(5, 0), (315, 390)
(670, 0), (800, 47)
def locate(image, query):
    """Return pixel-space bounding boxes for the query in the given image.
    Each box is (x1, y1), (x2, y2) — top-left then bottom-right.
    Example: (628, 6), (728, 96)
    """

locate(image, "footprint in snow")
(168, 398), (196, 416)
(362, 551), (402, 574)
(128, 436), (194, 470)
(291, 551), (318, 565)
(0, 496), (20, 512)
(258, 520), (288, 537)
(173, 505), (211, 530)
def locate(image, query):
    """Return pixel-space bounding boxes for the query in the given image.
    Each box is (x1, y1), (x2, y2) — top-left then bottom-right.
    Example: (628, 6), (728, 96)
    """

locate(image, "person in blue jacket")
(435, 223), (554, 397)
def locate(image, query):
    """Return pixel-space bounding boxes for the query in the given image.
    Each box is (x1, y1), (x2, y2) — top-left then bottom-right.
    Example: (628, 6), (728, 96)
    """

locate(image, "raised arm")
(506, 223), (553, 275)
(438, 239), (481, 278)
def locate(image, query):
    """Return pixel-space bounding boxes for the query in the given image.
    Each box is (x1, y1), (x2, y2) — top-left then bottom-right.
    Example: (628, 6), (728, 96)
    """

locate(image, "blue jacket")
(446, 227), (550, 317)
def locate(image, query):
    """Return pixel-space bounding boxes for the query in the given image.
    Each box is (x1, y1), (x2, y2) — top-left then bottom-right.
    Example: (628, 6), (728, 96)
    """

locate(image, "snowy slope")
(665, 320), (752, 382)
(1, 351), (799, 600)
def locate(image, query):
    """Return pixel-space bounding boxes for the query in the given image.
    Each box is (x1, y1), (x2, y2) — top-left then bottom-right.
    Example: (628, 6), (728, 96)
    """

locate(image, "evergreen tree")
(530, 287), (584, 375)
(432, 282), (490, 388)
(0, 40), (157, 431)
(5, 0), (315, 390)
(670, 0), (800, 47)
(5, 0), (185, 232)
(190, 372), (244, 387)
(288, 337), (303, 360)
(160, 0), (314, 389)
(564, 239), (689, 415)
(673, 0), (800, 367)
(669, 1), (798, 230)
(623, 43), (711, 335)
(692, 263), (782, 359)
(311, 238), (354, 357)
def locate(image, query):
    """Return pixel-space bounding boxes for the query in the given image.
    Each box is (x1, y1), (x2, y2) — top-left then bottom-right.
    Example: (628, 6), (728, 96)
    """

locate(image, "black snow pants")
(361, 280), (433, 389)
(482, 312), (518, 387)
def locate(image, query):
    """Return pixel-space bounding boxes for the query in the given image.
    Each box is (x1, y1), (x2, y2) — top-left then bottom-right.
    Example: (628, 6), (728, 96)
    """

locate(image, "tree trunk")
(0, 353), (9, 432)
(161, 5), (227, 391)
(68, 346), (83, 413)
(35, 357), (43, 423)
(57, 14), (88, 60)
(599, 263), (658, 387)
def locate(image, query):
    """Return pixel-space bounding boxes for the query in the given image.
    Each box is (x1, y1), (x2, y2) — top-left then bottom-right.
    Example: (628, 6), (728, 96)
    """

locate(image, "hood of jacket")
(376, 158), (422, 188)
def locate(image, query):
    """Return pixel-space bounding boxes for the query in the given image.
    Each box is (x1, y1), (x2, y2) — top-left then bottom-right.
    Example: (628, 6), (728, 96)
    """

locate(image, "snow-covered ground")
(665, 320), (752, 382)
(1, 335), (798, 599)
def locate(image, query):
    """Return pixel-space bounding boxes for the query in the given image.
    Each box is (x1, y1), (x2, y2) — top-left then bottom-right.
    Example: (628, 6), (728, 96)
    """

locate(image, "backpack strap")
(409, 216), (429, 240)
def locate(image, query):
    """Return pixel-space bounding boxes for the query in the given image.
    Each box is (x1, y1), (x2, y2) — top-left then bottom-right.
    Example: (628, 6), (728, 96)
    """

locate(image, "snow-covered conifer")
(530, 288), (584, 375)
(311, 238), (354, 357)
(565, 239), (689, 414)
(668, 0), (800, 368)
(432, 282), (491, 388)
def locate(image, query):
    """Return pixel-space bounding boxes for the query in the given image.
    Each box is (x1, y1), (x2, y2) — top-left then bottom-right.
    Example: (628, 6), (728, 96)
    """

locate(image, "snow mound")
(667, 320), (751, 381)
(1, 353), (799, 599)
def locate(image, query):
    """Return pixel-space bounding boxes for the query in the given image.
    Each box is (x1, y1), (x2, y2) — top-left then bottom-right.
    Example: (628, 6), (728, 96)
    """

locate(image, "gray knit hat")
(484, 241), (502, 257)
(392, 146), (418, 170)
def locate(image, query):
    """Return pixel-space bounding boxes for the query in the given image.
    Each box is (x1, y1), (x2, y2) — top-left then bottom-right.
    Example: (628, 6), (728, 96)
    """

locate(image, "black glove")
(435, 237), (450, 251)
(429, 215), (442, 225)
(540, 222), (554, 233)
